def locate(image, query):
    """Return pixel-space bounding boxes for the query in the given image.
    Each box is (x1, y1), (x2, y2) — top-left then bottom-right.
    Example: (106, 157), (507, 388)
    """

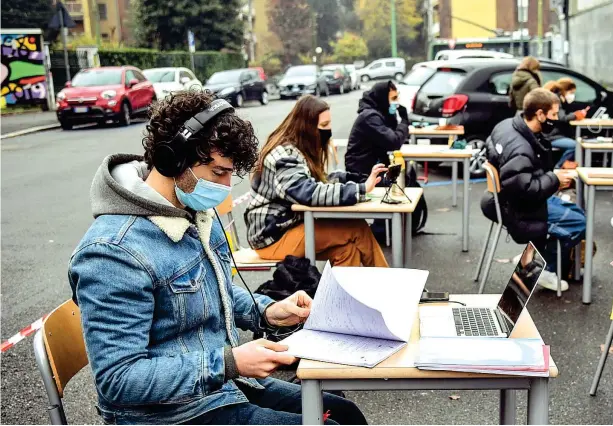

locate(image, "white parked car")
(142, 67), (202, 100)
(434, 49), (513, 61)
(343, 64), (360, 90)
(357, 58), (406, 83)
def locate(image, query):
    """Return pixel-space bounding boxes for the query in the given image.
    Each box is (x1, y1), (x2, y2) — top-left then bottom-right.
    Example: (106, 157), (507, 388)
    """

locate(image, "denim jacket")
(68, 154), (275, 425)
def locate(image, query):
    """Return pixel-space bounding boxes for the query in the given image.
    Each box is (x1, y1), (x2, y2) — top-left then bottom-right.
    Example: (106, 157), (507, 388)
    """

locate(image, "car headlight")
(101, 90), (117, 99)
(218, 87), (237, 96)
(56, 91), (66, 101)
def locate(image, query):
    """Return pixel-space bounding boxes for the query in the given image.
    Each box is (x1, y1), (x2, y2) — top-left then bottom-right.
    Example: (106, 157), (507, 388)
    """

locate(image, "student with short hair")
(482, 88), (586, 291)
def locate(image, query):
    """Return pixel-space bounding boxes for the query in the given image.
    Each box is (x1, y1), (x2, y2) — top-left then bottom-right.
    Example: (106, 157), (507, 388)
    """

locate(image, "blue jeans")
(543, 196), (586, 272)
(552, 137), (576, 168)
(181, 378), (367, 425)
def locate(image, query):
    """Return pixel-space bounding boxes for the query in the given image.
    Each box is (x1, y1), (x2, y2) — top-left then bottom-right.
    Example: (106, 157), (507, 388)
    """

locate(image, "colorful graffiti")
(1, 33), (48, 108)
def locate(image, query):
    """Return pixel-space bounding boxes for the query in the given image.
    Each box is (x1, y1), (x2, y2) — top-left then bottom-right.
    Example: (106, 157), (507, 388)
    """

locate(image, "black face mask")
(540, 118), (556, 134)
(318, 128), (332, 146)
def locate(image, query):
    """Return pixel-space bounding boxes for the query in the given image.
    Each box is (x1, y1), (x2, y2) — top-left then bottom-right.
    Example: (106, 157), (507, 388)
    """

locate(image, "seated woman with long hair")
(543, 77), (590, 168)
(244, 95), (389, 267)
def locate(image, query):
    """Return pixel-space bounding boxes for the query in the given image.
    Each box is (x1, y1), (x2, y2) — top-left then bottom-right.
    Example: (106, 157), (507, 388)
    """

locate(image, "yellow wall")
(450, 0), (496, 38)
(78, 0), (122, 43)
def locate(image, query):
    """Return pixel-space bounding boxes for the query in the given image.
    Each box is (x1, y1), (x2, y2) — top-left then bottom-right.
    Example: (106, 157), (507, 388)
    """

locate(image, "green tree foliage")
(331, 32), (368, 63)
(339, 0), (362, 33)
(267, 0), (313, 64)
(357, 0), (422, 58)
(1, 0), (53, 30)
(308, 0), (341, 53)
(131, 0), (243, 51)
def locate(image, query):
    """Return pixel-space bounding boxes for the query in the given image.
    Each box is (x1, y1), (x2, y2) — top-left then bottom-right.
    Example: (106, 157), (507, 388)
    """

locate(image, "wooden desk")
(292, 187), (423, 268)
(401, 145), (475, 252)
(575, 168), (613, 304)
(408, 125), (465, 146)
(575, 138), (613, 168)
(298, 294), (558, 425)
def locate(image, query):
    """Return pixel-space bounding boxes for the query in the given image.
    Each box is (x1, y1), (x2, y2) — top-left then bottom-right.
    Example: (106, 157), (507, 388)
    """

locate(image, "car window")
(133, 70), (146, 82)
(385, 61), (396, 67)
(489, 72), (513, 95)
(540, 70), (597, 103)
(370, 63), (382, 70)
(125, 70), (136, 84)
(403, 67), (435, 86)
(186, 70), (196, 80)
(420, 71), (465, 95)
(143, 69), (175, 83)
(179, 71), (191, 80)
(250, 70), (259, 80)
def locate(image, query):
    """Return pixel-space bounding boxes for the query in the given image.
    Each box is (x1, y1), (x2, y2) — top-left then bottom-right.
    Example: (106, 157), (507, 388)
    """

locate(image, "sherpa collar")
(148, 210), (215, 243)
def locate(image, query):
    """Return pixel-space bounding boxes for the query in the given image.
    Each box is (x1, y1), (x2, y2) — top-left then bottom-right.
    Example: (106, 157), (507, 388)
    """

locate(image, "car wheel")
(361, 75), (370, 83)
(395, 73), (404, 81)
(60, 120), (73, 130)
(260, 91), (269, 105)
(467, 137), (487, 178)
(118, 101), (131, 127)
(234, 93), (244, 108)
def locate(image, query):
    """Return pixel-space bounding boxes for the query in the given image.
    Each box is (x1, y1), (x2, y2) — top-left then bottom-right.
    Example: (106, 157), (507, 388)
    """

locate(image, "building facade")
(64, 0), (131, 44)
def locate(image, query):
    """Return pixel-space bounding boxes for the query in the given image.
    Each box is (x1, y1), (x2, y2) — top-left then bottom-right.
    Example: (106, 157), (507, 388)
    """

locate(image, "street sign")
(187, 30), (195, 53)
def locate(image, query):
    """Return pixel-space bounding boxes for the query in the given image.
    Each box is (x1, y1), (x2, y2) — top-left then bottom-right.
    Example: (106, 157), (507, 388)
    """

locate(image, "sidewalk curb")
(0, 123), (61, 140)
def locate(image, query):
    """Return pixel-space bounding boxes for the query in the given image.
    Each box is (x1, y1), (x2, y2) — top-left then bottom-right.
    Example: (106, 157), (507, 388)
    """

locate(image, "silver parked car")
(357, 58), (406, 83)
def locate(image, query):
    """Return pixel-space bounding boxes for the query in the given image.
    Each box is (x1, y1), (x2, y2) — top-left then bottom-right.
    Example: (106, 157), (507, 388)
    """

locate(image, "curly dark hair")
(142, 90), (258, 177)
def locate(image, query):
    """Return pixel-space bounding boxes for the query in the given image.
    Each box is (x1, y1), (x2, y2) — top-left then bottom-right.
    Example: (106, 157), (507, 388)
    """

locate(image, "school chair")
(474, 162), (563, 296)
(33, 300), (88, 425)
(590, 301), (613, 396)
(216, 194), (281, 271)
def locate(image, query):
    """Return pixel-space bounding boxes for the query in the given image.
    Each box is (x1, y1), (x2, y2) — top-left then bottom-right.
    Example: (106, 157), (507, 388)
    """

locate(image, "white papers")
(281, 329), (407, 368)
(281, 262), (428, 368)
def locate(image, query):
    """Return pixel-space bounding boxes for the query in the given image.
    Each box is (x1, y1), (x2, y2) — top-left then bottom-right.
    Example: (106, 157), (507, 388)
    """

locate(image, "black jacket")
(481, 114), (560, 244)
(542, 96), (577, 143)
(345, 82), (409, 175)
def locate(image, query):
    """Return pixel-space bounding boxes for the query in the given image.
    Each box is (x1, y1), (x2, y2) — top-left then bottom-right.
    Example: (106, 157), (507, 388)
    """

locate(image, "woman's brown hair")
(256, 95), (330, 181)
(544, 77), (577, 96)
(517, 56), (541, 72)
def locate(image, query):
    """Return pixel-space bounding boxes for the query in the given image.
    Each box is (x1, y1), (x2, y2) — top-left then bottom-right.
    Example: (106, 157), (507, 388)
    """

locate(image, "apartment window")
(98, 3), (108, 20)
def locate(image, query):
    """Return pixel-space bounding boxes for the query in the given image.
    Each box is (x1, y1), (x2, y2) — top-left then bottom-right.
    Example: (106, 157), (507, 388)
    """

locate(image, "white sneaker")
(538, 270), (569, 292)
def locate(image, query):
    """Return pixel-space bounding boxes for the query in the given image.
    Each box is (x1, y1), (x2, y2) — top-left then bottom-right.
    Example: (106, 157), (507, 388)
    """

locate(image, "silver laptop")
(420, 242), (545, 338)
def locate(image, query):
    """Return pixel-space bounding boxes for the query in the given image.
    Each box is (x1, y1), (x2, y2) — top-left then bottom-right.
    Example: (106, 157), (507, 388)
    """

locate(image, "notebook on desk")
(281, 262), (428, 368)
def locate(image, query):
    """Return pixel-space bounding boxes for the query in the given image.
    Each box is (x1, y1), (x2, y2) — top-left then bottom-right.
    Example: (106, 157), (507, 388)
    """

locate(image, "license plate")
(73, 106), (88, 113)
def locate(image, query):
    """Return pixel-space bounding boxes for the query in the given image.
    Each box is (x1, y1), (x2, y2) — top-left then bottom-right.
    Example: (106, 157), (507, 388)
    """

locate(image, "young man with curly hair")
(68, 90), (366, 425)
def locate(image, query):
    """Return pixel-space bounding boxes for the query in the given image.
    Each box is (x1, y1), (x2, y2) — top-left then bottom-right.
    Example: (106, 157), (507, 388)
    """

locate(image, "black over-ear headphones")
(152, 98), (234, 177)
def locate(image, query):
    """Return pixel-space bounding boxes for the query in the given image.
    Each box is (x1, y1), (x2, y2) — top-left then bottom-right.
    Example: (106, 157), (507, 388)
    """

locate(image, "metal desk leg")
(451, 161), (458, 207)
(301, 380), (324, 425)
(583, 184), (596, 304)
(462, 158), (470, 252)
(574, 140), (583, 281)
(575, 124), (581, 142)
(410, 134), (416, 144)
(404, 213), (412, 268)
(499, 389), (517, 425)
(527, 378), (549, 425)
(392, 212), (403, 268)
(585, 148), (592, 168)
(304, 211), (316, 266)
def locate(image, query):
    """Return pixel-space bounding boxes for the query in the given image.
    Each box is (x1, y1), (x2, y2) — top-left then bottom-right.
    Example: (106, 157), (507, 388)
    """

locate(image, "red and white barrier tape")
(1, 193), (254, 353)
(232, 192), (252, 208)
(1, 314), (49, 353)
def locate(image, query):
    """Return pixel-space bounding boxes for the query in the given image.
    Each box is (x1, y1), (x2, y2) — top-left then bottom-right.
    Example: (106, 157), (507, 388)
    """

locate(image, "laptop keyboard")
(452, 308), (499, 337)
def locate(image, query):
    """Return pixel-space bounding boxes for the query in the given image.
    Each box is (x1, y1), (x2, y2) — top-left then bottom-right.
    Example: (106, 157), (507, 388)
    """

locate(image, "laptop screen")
(496, 242), (545, 332)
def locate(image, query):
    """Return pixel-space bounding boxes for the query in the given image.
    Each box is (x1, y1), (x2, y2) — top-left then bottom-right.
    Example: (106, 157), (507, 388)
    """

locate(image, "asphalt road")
(2, 90), (612, 425)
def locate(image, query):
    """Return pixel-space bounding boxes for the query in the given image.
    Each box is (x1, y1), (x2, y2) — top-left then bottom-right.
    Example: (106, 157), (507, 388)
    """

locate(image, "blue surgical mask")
(388, 102), (399, 115)
(175, 169), (231, 211)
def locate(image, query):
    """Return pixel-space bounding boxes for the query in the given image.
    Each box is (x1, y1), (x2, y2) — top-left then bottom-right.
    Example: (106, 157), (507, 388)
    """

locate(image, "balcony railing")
(65, 1), (84, 17)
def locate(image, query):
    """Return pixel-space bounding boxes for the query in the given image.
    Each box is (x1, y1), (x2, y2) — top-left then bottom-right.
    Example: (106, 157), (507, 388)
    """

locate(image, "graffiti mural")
(1, 32), (48, 108)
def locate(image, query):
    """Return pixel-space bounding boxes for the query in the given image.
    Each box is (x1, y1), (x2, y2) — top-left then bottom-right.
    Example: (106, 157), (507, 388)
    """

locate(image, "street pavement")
(1, 90), (612, 424)
(0, 111), (59, 136)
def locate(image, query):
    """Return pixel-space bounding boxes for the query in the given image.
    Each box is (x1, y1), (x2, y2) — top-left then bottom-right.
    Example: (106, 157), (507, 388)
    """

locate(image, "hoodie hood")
(90, 154), (191, 220)
(358, 81), (393, 115)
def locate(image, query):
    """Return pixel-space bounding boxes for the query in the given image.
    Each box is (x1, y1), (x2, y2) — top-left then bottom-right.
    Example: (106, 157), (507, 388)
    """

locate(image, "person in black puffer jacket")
(481, 88), (586, 292)
(345, 80), (409, 176)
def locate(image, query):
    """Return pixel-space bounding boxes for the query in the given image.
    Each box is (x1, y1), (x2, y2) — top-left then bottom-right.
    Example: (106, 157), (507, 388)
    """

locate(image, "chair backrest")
(483, 162), (501, 194)
(42, 300), (88, 397)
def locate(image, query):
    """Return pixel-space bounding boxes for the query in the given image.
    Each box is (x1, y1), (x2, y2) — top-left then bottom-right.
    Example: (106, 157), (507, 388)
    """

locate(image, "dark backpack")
(406, 165), (428, 234)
